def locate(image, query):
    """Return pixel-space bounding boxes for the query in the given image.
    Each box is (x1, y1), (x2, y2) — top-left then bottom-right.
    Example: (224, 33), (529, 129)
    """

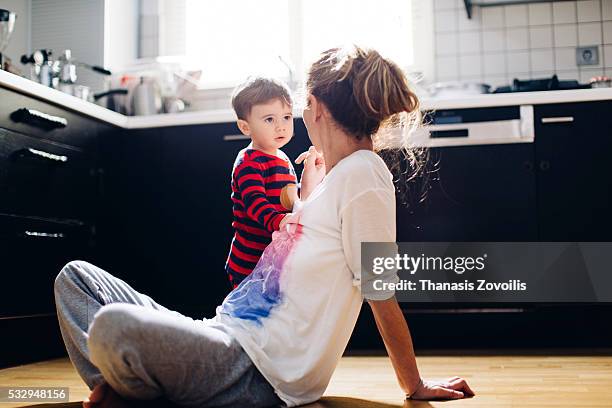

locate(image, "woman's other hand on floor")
(408, 376), (475, 400)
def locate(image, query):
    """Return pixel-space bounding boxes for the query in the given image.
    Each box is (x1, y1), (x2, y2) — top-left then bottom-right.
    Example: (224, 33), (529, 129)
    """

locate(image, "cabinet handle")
(10, 108), (68, 130)
(22, 231), (65, 239)
(539, 160), (551, 171)
(223, 134), (250, 141)
(14, 147), (68, 163)
(541, 116), (574, 124)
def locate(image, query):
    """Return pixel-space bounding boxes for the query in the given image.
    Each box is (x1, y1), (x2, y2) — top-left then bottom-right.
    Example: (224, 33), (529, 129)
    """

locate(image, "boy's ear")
(237, 119), (250, 135)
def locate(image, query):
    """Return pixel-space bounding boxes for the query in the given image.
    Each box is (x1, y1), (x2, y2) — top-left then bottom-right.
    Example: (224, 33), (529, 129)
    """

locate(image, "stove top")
(493, 75), (591, 93)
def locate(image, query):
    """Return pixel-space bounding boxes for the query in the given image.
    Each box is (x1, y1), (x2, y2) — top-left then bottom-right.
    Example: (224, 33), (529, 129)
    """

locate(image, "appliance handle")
(223, 134), (250, 141)
(541, 116), (574, 124)
(10, 108), (68, 130)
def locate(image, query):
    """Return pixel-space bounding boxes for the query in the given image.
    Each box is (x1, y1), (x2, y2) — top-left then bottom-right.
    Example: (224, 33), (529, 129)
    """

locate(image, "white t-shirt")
(214, 149), (399, 406)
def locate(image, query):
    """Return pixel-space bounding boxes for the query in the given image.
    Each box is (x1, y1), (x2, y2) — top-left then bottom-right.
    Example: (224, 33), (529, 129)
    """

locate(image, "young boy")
(225, 77), (298, 288)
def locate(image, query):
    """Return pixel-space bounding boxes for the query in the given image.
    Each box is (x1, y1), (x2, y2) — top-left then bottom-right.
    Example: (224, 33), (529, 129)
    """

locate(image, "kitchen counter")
(2, 69), (612, 129)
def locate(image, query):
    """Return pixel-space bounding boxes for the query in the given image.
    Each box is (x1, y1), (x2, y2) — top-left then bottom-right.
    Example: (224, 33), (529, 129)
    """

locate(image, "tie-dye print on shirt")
(220, 220), (302, 325)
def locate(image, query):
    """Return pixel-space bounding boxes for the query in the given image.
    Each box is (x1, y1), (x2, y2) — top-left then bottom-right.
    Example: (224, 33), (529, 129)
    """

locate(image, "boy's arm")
(235, 162), (287, 232)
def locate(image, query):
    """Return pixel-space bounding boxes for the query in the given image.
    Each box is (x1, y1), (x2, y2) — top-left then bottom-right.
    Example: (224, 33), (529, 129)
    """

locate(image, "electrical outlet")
(576, 46), (599, 66)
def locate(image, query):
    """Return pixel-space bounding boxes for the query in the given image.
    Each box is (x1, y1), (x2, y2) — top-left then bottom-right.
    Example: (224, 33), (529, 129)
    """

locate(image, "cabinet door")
(397, 143), (538, 241)
(159, 123), (240, 314)
(535, 102), (612, 241)
(0, 215), (93, 317)
(93, 127), (170, 302)
(0, 88), (98, 150)
(0, 128), (96, 221)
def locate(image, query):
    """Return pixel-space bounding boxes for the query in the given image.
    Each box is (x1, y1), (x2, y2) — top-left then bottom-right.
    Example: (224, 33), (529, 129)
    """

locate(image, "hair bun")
(351, 48), (418, 122)
(307, 45), (419, 139)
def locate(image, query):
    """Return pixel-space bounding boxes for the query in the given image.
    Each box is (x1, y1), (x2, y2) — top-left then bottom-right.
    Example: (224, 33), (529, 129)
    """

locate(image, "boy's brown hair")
(231, 77), (293, 120)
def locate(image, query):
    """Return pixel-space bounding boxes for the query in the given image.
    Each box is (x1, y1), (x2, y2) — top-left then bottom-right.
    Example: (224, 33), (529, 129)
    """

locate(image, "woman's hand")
(408, 377), (475, 400)
(295, 146), (325, 201)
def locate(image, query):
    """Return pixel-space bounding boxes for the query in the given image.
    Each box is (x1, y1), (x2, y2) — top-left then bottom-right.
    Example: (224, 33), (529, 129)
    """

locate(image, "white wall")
(30, 0), (106, 90)
(104, 0), (138, 71)
(1, 0), (138, 91)
(433, 0), (612, 87)
(139, 0), (186, 58)
(0, 0), (30, 72)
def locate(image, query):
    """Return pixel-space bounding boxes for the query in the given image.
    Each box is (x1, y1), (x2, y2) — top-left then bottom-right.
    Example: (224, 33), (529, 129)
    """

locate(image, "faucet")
(278, 55), (295, 91)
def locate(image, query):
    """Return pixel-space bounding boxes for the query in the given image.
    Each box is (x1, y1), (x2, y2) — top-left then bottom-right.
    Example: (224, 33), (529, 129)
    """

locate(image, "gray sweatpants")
(53, 260), (283, 407)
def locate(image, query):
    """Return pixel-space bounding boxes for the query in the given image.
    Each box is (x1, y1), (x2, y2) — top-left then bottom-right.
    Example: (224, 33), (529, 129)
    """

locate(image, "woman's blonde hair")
(306, 45), (431, 207)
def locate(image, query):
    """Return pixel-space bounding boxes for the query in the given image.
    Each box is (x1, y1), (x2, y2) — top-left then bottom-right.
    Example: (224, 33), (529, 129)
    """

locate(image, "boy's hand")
(279, 214), (290, 230)
(296, 146), (325, 201)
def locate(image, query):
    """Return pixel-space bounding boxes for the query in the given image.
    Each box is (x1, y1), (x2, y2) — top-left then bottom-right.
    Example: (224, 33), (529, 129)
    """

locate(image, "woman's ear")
(237, 119), (250, 135)
(310, 96), (324, 122)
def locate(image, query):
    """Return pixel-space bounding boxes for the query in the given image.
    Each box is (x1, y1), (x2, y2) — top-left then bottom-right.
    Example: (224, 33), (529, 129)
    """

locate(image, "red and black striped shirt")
(225, 148), (297, 287)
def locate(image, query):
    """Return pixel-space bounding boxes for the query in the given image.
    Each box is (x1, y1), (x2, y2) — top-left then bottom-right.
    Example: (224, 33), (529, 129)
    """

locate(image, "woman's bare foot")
(83, 382), (133, 408)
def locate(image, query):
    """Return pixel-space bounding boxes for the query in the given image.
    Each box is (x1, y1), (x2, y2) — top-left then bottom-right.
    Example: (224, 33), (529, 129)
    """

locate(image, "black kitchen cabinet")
(159, 122), (242, 313)
(97, 123), (241, 315)
(5, 83), (612, 368)
(385, 101), (612, 349)
(0, 128), (97, 221)
(534, 101), (612, 241)
(0, 214), (93, 317)
(396, 142), (538, 242)
(0, 85), (104, 367)
(397, 100), (612, 243)
(94, 126), (169, 296)
(0, 91), (97, 150)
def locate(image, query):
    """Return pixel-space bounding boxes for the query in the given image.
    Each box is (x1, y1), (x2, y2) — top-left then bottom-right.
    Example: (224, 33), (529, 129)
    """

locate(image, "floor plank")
(1, 352), (611, 407)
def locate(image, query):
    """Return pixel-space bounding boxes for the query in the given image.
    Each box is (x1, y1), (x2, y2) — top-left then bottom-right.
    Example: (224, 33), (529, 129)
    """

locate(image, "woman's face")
(302, 94), (321, 149)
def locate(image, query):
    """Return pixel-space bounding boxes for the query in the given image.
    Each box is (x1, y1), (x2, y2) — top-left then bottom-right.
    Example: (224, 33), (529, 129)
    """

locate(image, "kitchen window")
(152, 0), (432, 89)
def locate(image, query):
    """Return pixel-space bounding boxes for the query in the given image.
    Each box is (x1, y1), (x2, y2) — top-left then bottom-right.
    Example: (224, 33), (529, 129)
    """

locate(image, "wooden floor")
(1, 352), (611, 407)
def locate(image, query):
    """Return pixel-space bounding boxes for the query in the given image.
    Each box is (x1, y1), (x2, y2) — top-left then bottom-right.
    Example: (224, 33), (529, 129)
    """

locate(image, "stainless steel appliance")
(411, 105), (534, 148)
(0, 8), (16, 71)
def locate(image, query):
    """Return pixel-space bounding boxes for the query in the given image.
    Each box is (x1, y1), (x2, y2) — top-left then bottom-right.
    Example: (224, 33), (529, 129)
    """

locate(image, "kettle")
(131, 77), (162, 116)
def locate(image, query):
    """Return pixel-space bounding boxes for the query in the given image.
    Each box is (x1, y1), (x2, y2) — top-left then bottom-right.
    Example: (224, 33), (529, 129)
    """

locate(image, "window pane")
(185, 0), (290, 86)
(301, 0), (413, 70)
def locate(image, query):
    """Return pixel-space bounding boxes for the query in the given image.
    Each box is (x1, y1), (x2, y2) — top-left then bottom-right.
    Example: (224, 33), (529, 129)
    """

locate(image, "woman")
(54, 46), (474, 408)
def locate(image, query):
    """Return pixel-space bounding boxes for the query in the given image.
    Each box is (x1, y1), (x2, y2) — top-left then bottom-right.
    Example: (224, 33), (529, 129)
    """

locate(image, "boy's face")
(237, 98), (293, 154)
